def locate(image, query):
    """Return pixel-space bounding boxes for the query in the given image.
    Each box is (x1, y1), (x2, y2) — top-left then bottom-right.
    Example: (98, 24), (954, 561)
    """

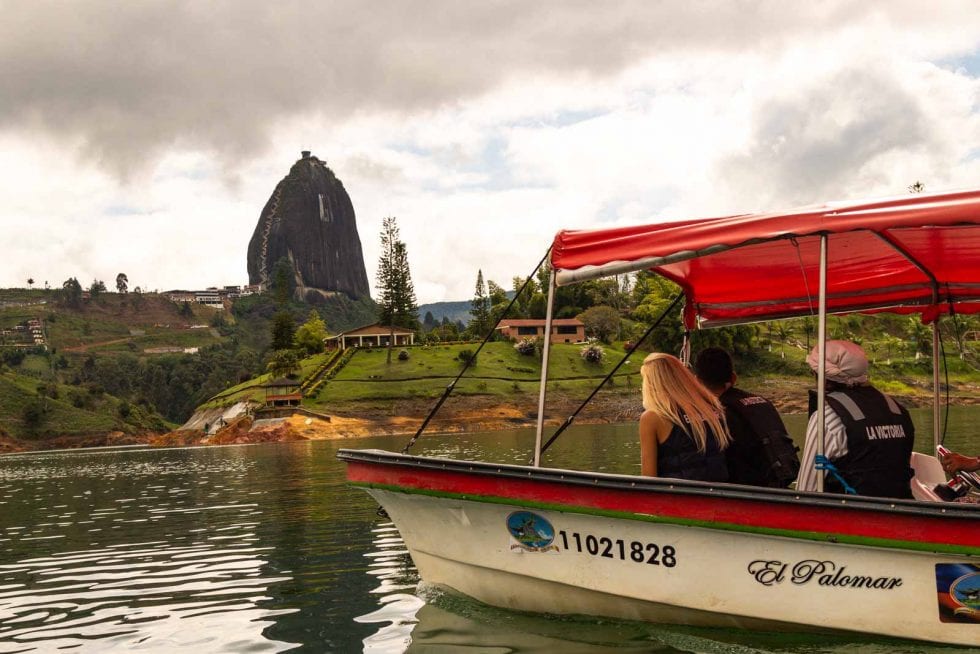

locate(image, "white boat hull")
(341, 449), (980, 646)
(369, 488), (973, 644)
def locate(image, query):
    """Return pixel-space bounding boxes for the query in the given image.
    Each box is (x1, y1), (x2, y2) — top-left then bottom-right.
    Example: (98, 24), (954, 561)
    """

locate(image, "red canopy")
(551, 189), (980, 328)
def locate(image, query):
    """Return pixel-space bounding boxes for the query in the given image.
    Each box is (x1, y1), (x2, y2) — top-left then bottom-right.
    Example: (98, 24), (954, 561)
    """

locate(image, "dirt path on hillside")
(62, 337), (131, 352)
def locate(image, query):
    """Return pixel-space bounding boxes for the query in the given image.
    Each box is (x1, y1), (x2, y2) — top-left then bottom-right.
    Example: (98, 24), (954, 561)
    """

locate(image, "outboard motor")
(934, 445), (980, 501)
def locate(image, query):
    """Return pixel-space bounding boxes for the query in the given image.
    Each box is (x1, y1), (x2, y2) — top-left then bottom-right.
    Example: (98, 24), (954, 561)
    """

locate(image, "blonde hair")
(640, 352), (730, 452)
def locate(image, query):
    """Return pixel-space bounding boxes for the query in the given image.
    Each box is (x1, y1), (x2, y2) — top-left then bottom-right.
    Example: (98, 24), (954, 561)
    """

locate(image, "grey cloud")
(0, 0), (910, 178)
(343, 154), (404, 183)
(716, 69), (930, 208)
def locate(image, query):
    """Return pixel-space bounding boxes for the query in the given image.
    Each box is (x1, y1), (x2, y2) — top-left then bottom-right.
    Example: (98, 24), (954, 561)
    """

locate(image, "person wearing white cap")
(796, 340), (915, 498)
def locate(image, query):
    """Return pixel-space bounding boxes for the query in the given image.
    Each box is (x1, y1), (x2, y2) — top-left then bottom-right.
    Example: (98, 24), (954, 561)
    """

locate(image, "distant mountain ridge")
(417, 291), (515, 326)
(416, 300), (471, 326)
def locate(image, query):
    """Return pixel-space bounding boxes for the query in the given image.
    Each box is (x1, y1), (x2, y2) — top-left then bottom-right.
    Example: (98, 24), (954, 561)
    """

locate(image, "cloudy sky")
(3, 1), (980, 303)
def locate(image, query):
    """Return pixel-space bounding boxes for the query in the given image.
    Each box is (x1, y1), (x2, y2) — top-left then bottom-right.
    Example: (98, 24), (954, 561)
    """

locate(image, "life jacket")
(658, 416), (729, 483)
(720, 387), (800, 488)
(822, 386), (915, 499)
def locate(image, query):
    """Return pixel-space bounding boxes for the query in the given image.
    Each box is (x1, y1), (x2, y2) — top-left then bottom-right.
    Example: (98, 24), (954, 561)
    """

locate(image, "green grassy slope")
(200, 351), (333, 408)
(198, 341), (639, 411)
(0, 370), (172, 439)
(0, 291), (224, 351)
(199, 333), (980, 418)
(312, 342), (637, 403)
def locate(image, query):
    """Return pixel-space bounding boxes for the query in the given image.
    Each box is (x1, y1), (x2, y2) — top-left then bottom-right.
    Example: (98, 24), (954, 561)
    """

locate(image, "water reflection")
(392, 585), (973, 653)
(357, 522), (420, 654)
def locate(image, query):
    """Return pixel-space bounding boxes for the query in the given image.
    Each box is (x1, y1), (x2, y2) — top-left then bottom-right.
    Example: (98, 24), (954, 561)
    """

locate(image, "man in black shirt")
(695, 347), (799, 488)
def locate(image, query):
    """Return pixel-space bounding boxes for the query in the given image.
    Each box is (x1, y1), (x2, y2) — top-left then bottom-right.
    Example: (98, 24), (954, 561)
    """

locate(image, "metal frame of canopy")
(533, 189), (980, 492)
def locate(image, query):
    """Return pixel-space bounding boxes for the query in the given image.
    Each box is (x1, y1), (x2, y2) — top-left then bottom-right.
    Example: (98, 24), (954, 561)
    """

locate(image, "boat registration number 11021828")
(558, 530), (677, 566)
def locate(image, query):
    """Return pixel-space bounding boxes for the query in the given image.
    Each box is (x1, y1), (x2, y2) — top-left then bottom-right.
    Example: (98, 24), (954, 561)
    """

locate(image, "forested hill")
(0, 286), (377, 443)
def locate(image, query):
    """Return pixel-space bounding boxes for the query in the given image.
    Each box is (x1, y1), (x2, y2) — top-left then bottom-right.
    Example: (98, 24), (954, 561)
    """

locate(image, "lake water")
(0, 407), (977, 653)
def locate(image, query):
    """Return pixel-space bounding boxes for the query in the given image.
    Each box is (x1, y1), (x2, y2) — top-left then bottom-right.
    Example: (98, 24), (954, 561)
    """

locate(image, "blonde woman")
(639, 352), (731, 481)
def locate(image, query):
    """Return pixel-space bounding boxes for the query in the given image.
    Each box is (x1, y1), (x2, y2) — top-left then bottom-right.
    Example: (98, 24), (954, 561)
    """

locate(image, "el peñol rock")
(247, 151), (370, 300)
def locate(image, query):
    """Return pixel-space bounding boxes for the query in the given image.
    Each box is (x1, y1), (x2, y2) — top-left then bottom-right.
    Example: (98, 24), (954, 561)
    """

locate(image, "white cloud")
(3, 2), (980, 303)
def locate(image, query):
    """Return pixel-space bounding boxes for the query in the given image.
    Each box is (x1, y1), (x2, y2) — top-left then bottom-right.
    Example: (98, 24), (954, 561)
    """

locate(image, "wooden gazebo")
(262, 377), (302, 407)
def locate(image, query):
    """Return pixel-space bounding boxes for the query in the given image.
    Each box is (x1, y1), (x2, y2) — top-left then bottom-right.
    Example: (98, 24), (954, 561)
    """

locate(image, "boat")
(339, 188), (980, 646)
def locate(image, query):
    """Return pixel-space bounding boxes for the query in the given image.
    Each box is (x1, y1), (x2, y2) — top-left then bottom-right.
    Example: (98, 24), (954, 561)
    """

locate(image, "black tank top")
(658, 416), (729, 482)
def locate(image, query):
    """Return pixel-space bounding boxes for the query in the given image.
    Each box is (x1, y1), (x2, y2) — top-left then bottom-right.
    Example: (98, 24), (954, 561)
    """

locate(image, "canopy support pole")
(533, 269), (557, 468)
(932, 320), (941, 451)
(816, 234), (829, 493)
(401, 249), (551, 454)
(535, 293), (684, 462)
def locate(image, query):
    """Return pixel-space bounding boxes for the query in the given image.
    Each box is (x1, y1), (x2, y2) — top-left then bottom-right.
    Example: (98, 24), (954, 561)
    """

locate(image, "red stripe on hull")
(346, 460), (980, 549)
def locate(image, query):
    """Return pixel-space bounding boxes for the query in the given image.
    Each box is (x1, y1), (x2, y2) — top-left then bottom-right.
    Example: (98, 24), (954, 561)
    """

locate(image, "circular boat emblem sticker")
(951, 572), (980, 610)
(936, 564), (980, 622)
(506, 511), (555, 549)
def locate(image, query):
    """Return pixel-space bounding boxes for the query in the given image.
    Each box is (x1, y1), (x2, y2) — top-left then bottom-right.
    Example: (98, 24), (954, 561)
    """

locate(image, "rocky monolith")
(247, 152), (370, 299)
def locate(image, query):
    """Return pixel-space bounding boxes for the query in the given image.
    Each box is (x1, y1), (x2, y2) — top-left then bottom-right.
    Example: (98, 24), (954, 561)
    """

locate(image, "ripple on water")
(0, 541), (297, 652)
(0, 447), (300, 653)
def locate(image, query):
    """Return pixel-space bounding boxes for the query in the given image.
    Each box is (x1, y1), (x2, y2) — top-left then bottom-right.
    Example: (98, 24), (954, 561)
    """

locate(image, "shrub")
(118, 401), (131, 419)
(513, 337), (536, 356)
(37, 383), (58, 400)
(1, 349), (26, 366)
(457, 349), (477, 365)
(580, 339), (605, 364)
(22, 402), (45, 431)
(397, 349), (410, 361)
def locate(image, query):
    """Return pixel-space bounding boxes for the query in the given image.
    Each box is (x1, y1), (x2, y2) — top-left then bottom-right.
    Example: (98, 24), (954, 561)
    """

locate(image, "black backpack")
(724, 389), (800, 487)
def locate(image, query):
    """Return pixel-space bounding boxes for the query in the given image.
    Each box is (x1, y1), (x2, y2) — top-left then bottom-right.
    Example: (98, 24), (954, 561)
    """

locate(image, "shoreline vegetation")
(0, 383), (980, 455)
(3, 365), (977, 454)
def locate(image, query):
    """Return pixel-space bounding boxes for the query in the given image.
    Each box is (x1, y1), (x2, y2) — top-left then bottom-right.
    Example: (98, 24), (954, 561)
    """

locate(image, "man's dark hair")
(694, 347), (734, 388)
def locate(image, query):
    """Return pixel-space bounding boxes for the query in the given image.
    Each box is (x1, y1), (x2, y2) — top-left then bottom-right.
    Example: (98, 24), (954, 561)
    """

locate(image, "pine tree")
(271, 311), (296, 350)
(468, 269), (491, 337)
(376, 217), (419, 363)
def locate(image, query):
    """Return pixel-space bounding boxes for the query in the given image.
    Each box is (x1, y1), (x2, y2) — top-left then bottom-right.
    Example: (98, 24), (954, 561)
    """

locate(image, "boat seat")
(910, 452), (947, 502)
